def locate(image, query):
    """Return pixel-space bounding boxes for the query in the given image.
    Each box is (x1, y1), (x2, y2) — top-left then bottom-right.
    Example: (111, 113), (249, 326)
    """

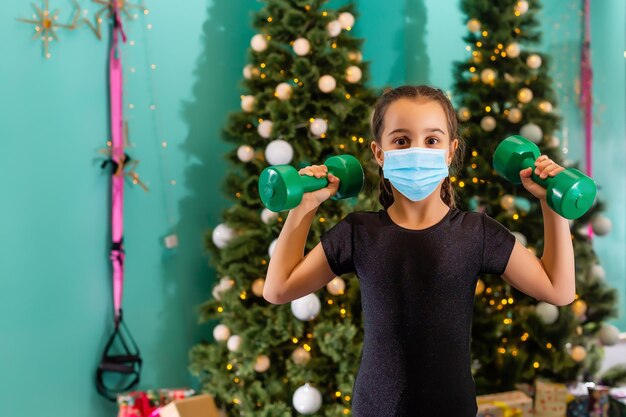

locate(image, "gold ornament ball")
(475, 279), (485, 296)
(457, 107), (471, 122)
(538, 101), (553, 113)
(480, 115), (496, 132)
(292, 347), (311, 365)
(570, 345), (587, 362)
(507, 107), (523, 123)
(514, 0), (529, 15)
(517, 87), (534, 104)
(326, 277), (345, 296)
(348, 50), (363, 63)
(466, 18), (481, 33)
(254, 354), (271, 372)
(252, 278), (265, 297)
(571, 299), (587, 318)
(480, 68), (496, 84)
(500, 194), (516, 211)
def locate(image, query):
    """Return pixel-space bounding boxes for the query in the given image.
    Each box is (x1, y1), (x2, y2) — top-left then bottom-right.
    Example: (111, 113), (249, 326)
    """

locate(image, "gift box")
(159, 394), (220, 417)
(476, 390), (534, 417)
(566, 381), (589, 417)
(117, 388), (196, 417)
(534, 379), (570, 417)
(609, 387), (626, 417)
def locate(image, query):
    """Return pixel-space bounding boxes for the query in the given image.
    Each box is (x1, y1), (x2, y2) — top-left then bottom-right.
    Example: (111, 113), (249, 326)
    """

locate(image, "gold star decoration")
(83, 0), (147, 40)
(17, 0), (81, 59)
(98, 122), (149, 192)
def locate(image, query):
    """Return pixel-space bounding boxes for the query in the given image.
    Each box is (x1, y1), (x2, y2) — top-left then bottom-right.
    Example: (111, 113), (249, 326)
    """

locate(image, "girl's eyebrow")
(387, 128), (412, 136)
(424, 127), (446, 135)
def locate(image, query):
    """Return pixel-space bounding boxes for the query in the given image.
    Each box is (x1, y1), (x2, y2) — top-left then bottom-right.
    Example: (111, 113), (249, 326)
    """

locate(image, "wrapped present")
(534, 379), (570, 417)
(608, 387), (626, 417)
(476, 390), (534, 417)
(588, 385), (611, 417)
(566, 382), (589, 417)
(117, 388), (196, 417)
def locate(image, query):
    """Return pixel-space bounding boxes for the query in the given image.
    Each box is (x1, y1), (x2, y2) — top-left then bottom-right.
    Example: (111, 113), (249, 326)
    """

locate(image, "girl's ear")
(448, 138), (459, 166)
(370, 141), (384, 167)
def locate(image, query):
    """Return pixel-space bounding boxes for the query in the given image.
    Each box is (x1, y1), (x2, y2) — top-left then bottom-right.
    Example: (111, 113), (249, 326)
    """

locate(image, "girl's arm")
(263, 166), (340, 305)
(499, 155), (576, 306)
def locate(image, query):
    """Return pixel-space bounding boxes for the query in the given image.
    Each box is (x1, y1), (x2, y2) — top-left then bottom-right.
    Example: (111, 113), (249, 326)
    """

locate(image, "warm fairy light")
(472, 150), (478, 156)
(343, 409), (350, 414)
(328, 299), (334, 304)
(240, 290), (247, 299)
(508, 297), (514, 303)
(465, 45), (471, 51)
(345, 395), (351, 401)
(459, 181), (465, 187)
(303, 343), (311, 351)
(514, 11), (521, 16)
(260, 74), (266, 79)
(339, 144), (345, 149)
(533, 362), (540, 368)
(503, 318), (512, 324)
(266, 35), (272, 40)
(497, 305), (503, 310)
(267, 16), (273, 22)
(501, 52), (507, 57)
(321, 133), (326, 138)
(235, 192), (241, 198)
(309, 117), (315, 123)
(319, 217), (325, 222)
(490, 56), (496, 61)
(151, 63), (156, 70)
(304, 4), (311, 10)
(469, 66), (476, 72)
(486, 287), (492, 293)
(497, 43), (503, 49)
(322, 11), (328, 16)
(352, 136), (357, 141)
(512, 349), (518, 356)
(217, 306), (223, 313)
(226, 363), (233, 370)
(307, 333), (313, 338)
(345, 93), (351, 99)
(514, 28), (521, 34)
(292, 337), (298, 343)
(232, 398), (240, 404)
(489, 300), (495, 305)
(234, 377), (240, 383)
(476, 41), (482, 47)
(472, 178), (478, 183)
(471, 163), (477, 168)
(261, 259), (267, 265)
(498, 347), (506, 354)
(335, 391), (341, 397)
(513, 214), (519, 220)
(502, 298), (508, 305)
(450, 176), (456, 182)
(521, 333), (529, 341)
(546, 343), (553, 349)
(340, 308), (346, 314)
(294, 78), (299, 83)
(358, 137), (364, 143)
(485, 106), (491, 112)
(472, 51), (478, 57)
(260, 63), (266, 68)
(482, 30), (488, 36)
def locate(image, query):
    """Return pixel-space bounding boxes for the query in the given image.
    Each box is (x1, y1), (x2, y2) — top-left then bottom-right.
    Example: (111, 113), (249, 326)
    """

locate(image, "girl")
(263, 85), (575, 417)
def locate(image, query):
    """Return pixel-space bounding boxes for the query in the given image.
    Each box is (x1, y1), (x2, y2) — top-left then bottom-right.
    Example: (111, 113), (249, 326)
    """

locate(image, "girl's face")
(371, 98), (458, 167)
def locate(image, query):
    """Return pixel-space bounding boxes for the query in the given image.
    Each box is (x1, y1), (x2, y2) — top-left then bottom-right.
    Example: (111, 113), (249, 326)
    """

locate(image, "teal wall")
(1, 1), (623, 416)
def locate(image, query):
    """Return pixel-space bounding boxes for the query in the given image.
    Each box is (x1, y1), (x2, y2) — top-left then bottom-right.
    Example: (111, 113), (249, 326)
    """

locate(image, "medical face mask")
(381, 146), (450, 202)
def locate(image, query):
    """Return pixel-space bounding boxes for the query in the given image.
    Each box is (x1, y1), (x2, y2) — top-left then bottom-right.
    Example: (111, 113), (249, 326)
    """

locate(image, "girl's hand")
(297, 164), (341, 209)
(519, 154), (565, 200)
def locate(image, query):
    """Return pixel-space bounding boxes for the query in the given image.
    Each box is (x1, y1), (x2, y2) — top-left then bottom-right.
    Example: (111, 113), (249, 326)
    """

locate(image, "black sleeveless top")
(320, 207), (516, 417)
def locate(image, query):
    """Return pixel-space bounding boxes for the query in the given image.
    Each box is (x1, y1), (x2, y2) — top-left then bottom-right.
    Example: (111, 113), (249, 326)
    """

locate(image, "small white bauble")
(257, 120), (273, 138)
(348, 50), (363, 63)
(507, 108), (523, 123)
(590, 264), (605, 280)
(220, 276), (235, 290)
(346, 65), (362, 83)
(261, 208), (278, 224)
(240, 95), (255, 112)
(292, 347), (311, 365)
(291, 293), (321, 321)
(599, 323), (620, 346)
(292, 383), (323, 415)
(237, 145), (255, 162)
(538, 100), (553, 113)
(500, 194), (516, 211)
(265, 139), (294, 165)
(250, 34), (268, 52)
(293, 37), (311, 56)
(505, 42), (521, 58)
(309, 118), (328, 136)
(480, 68), (496, 84)
(275, 82), (293, 100)
(475, 279), (485, 296)
(318, 74), (337, 93)
(212, 285), (223, 301)
(213, 324), (231, 342)
(268, 238), (278, 257)
(548, 136), (560, 148)
(514, 0), (529, 15)
(480, 116), (496, 132)
(227, 335), (242, 352)
(517, 87), (534, 103)
(520, 123), (543, 143)
(526, 53), (543, 69)
(512, 232), (527, 247)
(457, 107), (471, 122)
(243, 64), (253, 79)
(338, 12), (355, 29)
(535, 301), (559, 324)
(252, 277), (265, 297)
(327, 20), (342, 37)
(570, 345), (587, 362)
(254, 354), (271, 372)
(212, 223), (235, 249)
(466, 18), (481, 33)
(591, 214), (612, 236)
(326, 277), (345, 296)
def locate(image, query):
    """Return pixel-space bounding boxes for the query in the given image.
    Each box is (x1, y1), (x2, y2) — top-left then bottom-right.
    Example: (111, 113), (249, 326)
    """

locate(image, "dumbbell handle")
(519, 156), (552, 188)
(300, 173), (330, 194)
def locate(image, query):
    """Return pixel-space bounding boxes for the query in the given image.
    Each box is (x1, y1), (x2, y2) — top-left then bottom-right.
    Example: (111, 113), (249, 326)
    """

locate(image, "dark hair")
(370, 85), (466, 210)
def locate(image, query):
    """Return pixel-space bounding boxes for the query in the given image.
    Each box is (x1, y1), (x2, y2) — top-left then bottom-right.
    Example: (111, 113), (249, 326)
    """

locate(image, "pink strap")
(110, 5), (127, 321)
(581, 0), (593, 238)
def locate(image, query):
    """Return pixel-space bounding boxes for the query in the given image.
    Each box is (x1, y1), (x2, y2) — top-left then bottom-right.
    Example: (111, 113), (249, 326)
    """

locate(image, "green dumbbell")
(259, 154), (364, 212)
(493, 135), (597, 220)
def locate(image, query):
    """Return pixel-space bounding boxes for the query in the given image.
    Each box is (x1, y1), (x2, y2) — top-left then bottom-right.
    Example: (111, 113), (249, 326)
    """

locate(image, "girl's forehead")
(384, 98), (448, 134)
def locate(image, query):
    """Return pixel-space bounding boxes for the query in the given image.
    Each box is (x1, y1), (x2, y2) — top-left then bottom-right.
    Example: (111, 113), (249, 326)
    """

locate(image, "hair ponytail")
(378, 166), (394, 209)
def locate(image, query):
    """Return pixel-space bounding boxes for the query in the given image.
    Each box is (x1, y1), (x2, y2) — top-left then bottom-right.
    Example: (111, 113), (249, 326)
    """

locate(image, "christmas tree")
(189, 1), (379, 415)
(452, 0), (621, 394)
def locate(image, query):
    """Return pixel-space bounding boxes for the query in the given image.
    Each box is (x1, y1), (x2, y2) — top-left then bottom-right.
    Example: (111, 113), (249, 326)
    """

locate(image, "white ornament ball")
(338, 12), (355, 29)
(535, 301), (559, 325)
(243, 64), (253, 79)
(599, 323), (620, 346)
(275, 82), (293, 100)
(265, 139), (294, 165)
(227, 334), (242, 352)
(250, 34), (268, 52)
(480, 68), (496, 84)
(327, 20), (342, 37)
(591, 214), (612, 236)
(257, 120), (273, 139)
(538, 100), (553, 113)
(237, 145), (255, 162)
(318, 74), (337, 93)
(505, 42), (521, 58)
(517, 87), (534, 103)
(500, 194), (516, 211)
(241, 95), (255, 112)
(520, 123), (543, 143)
(219, 276), (235, 291)
(466, 18), (481, 33)
(348, 50), (363, 63)
(293, 38), (311, 56)
(310, 118), (328, 136)
(507, 108), (523, 123)
(590, 264), (605, 281)
(570, 345), (587, 362)
(480, 116), (496, 132)
(261, 208), (279, 224)
(326, 277), (345, 296)
(254, 354), (271, 372)
(268, 238), (278, 257)
(252, 277), (265, 297)
(292, 383), (323, 415)
(548, 136), (560, 148)
(571, 299), (588, 319)
(212, 223), (235, 249)
(514, 0), (529, 15)
(291, 293), (321, 321)
(346, 65), (362, 83)
(213, 324), (231, 342)
(512, 232), (527, 247)
(457, 107), (471, 122)
(526, 54), (543, 69)
(292, 347), (311, 365)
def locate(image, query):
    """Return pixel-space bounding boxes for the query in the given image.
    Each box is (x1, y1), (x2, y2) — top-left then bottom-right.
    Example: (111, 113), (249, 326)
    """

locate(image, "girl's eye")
(427, 137), (439, 145)
(393, 137), (409, 146)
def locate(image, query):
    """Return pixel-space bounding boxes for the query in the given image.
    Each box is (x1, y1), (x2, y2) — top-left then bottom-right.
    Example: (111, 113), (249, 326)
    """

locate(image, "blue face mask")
(381, 146), (450, 202)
